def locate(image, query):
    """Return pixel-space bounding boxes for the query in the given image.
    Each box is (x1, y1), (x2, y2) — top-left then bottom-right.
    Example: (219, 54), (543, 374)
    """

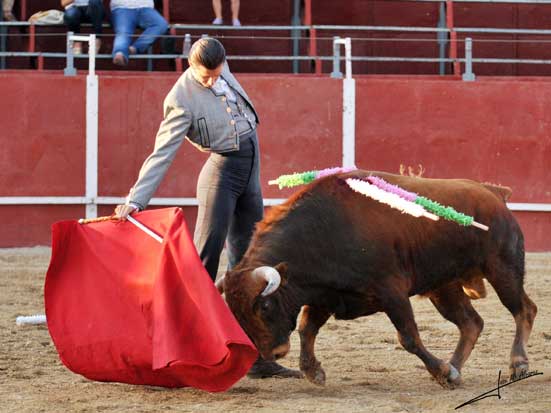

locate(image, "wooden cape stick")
(78, 215), (164, 243)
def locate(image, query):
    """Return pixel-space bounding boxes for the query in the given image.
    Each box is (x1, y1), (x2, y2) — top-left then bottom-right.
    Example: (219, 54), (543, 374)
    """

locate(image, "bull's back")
(285, 170), (521, 296)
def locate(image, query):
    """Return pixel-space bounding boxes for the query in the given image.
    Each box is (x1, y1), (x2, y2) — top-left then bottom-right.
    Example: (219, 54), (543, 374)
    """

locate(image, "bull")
(217, 170), (537, 388)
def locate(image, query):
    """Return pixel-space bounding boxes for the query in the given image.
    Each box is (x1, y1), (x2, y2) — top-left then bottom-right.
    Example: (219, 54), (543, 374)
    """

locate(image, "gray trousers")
(194, 130), (263, 281)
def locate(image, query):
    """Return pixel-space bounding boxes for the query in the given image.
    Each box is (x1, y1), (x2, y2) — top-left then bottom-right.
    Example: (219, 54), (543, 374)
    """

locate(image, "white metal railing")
(6, 24), (551, 72)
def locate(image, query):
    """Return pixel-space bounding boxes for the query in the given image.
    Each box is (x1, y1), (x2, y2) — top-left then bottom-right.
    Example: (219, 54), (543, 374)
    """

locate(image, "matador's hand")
(114, 204), (138, 221)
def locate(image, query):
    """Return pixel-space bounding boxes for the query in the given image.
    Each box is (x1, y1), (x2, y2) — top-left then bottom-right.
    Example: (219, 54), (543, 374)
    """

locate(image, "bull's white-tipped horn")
(252, 266), (281, 297)
(215, 275), (225, 294)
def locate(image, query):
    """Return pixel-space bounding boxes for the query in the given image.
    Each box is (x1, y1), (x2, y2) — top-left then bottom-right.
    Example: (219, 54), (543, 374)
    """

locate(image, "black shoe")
(247, 357), (304, 379)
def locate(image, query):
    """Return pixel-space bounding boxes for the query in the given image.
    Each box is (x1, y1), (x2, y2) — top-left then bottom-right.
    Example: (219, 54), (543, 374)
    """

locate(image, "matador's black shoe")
(246, 357), (304, 379)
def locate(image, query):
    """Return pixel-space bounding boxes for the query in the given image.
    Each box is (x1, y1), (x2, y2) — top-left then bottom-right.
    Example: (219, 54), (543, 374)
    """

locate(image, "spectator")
(110, 0), (169, 66)
(2, 0), (16, 21)
(61, 0), (105, 55)
(212, 0), (240, 26)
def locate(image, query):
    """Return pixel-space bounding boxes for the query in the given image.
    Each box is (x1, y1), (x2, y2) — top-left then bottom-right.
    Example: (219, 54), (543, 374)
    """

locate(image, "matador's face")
(190, 63), (223, 88)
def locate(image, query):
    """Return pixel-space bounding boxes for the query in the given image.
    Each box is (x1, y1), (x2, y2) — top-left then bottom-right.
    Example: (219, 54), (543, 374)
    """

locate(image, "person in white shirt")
(110, 0), (168, 66)
(61, 0), (105, 54)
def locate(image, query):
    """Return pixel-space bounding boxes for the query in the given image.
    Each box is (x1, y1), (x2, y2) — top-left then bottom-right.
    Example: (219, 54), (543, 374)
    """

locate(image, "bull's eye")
(261, 300), (271, 312)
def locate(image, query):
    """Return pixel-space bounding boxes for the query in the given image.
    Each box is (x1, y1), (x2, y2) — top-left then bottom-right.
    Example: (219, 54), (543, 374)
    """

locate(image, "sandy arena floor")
(1, 247), (550, 412)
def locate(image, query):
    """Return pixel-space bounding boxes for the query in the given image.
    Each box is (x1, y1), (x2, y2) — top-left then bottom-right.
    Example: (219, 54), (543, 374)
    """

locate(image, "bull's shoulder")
(256, 203), (291, 233)
(256, 183), (314, 234)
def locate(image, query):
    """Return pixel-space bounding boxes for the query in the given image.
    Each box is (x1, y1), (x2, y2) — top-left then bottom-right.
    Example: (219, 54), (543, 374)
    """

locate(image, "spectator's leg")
(132, 8), (168, 54)
(2, 0), (16, 21)
(86, 0), (105, 35)
(111, 8), (138, 63)
(231, 0), (240, 25)
(63, 6), (84, 33)
(86, 0), (105, 53)
(212, 0), (223, 25)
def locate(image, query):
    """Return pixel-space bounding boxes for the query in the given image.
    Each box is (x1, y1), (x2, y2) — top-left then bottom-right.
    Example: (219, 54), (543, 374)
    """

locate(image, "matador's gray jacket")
(126, 62), (260, 209)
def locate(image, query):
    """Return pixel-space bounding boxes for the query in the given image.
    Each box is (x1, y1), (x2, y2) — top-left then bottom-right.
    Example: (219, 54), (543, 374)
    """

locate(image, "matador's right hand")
(114, 204), (138, 221)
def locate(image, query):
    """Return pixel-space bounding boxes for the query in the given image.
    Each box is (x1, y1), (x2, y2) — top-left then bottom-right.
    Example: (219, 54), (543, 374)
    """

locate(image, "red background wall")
(0, 72), (549, 250)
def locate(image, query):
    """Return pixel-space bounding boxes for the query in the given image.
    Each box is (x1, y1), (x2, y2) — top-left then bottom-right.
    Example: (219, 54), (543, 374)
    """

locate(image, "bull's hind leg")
(380, 280), (461, 388)
(427, 282), (484, 377)
(484, 259), (537, 380)
(298, 305), (331, 385)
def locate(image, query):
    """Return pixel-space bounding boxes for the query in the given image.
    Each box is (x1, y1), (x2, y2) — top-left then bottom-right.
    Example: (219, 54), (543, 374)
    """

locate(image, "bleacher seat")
(168, 0), (295, 73)
(454, 2), (551, 76)
(3, 26), (31, 70)
(168, 0), (293, 25)
(3, 0), (551, 75)
(310, 0), (442, 75)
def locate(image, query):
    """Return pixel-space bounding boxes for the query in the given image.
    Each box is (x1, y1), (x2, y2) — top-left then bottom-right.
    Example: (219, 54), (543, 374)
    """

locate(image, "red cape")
(45, 207), (257, 392)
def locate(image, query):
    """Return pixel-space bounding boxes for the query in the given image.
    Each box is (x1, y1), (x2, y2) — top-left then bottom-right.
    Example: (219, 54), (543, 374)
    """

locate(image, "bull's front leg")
(298, 305), (331, 385)
(382, 288), (461, 389)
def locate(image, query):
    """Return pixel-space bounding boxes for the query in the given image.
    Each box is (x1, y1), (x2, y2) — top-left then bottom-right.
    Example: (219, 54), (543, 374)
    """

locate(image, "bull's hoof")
(510, 362), (529, 381)
(305, 366), (326, 386)
(435, 363), (461, 389)
(300, 358), (326, 385)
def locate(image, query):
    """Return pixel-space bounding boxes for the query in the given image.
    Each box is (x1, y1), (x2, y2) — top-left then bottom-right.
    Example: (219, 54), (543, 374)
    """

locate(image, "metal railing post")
(331, 37), (355, 168)
(182, 33), (191, 57)
(84, 33), (99, 218)
(64, 31), (76, 76)
(0, 12), (6, 70)
(330, 36), (343, 78)
(343, 37), (352, 80)
(291, 0), (301, 74)
(147, 45), (153, 71)
(462, 37), (476, 81)
(88, 34), (96, 76)
(61, 32), (100, 217)
(437, 2), (448, 75)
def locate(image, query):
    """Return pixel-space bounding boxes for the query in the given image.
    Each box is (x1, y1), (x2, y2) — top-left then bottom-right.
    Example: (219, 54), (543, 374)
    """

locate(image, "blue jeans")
(64, 0), (104, 34)
(194, 130), (264, 281)
(111, 7), (168, 59)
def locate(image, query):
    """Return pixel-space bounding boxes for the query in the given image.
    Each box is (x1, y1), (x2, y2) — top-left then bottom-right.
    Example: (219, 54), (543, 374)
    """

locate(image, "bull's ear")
(274, 262), (288, 286)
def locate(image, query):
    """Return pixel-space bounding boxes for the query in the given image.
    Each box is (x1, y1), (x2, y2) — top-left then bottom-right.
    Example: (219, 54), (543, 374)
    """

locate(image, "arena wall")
(0, 72), (549, 250)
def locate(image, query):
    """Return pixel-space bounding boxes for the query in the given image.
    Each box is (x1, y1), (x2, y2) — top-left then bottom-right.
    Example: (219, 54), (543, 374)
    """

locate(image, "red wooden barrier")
(0, 72), (549, 251)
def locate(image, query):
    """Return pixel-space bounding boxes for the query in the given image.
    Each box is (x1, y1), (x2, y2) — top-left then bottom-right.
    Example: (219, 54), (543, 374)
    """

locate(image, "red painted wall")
(0, 72), (549, 251)
(354, 76), (551, 203)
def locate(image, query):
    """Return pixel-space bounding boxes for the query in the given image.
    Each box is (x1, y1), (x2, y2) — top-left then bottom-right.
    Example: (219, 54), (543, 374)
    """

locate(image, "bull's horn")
(252, 266), (281, 297)
(215, 275), (225, 294)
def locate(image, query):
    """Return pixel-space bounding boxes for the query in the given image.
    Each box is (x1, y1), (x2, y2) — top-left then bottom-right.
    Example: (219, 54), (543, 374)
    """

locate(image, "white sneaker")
(232, 19), (241, 26)
(212, 17), (223, 25)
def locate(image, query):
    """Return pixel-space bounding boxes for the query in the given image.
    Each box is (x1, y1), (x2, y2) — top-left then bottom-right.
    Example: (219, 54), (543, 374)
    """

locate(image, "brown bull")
(218, 170), (538, 388)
